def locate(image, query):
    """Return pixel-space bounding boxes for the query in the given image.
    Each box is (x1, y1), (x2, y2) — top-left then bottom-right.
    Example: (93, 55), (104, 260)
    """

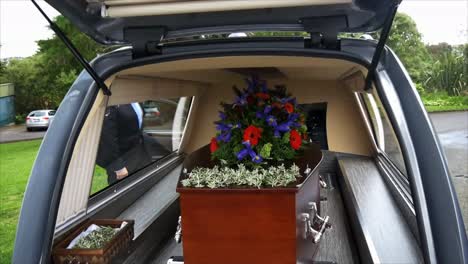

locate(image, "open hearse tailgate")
(45, 0), (400, 44)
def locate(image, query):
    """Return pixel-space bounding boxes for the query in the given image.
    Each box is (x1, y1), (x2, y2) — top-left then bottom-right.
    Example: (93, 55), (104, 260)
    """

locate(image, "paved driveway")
(430, 111), (468, 233)
(0, 125), (46, 143)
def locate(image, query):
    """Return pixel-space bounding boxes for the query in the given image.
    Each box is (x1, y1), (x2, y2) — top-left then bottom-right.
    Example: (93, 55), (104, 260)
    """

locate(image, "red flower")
(284, 102), (294, 113)
(243, 125), (262, 146)
(255, 92), (270, 100)
(290, 130), (302, 150)
(210, 137), (219, 153)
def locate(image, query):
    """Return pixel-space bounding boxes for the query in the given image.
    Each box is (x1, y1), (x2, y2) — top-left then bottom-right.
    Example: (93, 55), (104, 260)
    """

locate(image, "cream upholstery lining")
(56, 92), (108, 226)
(184, 78), (373, 155)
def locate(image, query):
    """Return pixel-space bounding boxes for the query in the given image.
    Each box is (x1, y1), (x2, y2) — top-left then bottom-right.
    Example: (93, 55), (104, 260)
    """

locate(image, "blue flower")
(266, 115), (277, 127)
(252, 154), (263, 163)
(256, 111), (264, 119)
(273, 122), (291, 137)
(236, 141), (263, 163)
(216, 123), (232, 131)
(234, 94), (248, 105)
(217, 131), (232, 143)
(281, 97), (297, 106)
(219, 111), (227, 120)
(264, 105), (273, 114)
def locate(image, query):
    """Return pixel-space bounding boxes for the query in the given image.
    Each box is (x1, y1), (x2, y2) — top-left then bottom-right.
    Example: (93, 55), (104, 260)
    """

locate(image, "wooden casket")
(176, 143), (325, 264)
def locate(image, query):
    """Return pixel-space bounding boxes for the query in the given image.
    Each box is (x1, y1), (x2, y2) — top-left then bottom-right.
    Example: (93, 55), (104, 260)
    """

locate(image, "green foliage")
(385, 13), (431, 84)
(73, 226), (117, 249)
(422, 92), (468, 112)
(1, 16), (107, 115)
(425, 50), (467, 96)
(259, 143), (272, 158)
(15, 114), (26, 124)
(181, 164), (300, 188)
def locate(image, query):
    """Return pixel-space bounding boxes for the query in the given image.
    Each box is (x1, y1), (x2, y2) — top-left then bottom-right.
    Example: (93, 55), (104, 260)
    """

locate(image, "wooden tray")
(52, 219), (134, 264)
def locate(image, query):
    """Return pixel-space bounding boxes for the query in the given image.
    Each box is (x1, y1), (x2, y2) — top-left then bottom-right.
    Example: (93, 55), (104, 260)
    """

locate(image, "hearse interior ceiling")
(55, 56), (372, 228)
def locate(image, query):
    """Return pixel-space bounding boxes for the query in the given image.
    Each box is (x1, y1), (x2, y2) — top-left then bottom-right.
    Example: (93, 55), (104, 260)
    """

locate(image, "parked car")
(25, 109), (56, 131)
(14, 1), (467, 264)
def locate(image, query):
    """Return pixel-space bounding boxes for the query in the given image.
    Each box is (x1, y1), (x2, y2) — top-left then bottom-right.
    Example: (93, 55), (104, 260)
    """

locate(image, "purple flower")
(216, 123), (232, 131)
(266, 115), (277, 127)
(219, 111), (227, 120)
(281, 97), (297, 106)
(236, 141), (262, 163)
(217, 131), (232, 143)
(252, 154), (263, 163)
(273, 122), (291, 137)
(257, 105), (273, 119)
(234, 94), (248, 105)
(264, 105), (273, 114)
(256, 111), (264, 119)
(288, 113), (300, 121)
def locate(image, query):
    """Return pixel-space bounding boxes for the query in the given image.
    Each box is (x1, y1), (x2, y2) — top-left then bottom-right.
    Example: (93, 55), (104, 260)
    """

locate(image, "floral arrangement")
(181, 77), (310, 188)
(210, 76), (308, 166)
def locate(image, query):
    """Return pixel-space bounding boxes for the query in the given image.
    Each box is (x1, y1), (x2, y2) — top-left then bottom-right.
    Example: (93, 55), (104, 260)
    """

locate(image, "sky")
(0, 0), (467, 59)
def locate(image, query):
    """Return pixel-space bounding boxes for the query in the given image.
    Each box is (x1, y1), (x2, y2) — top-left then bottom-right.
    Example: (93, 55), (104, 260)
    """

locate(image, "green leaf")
(282, 132), (290, 144)
(259, 143), (272, 158)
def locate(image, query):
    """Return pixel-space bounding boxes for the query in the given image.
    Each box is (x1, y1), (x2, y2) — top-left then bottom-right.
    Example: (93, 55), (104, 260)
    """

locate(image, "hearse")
(13, 0), (467, 263)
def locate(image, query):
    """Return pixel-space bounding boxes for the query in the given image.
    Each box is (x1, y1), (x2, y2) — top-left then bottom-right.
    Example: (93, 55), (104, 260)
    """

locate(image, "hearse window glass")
(89, 97), (192, 196)
(361, 93), (408, 176)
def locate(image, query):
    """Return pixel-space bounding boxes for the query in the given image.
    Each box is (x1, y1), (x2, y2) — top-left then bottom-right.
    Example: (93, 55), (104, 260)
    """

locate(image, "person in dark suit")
(96, 103), (170, 184)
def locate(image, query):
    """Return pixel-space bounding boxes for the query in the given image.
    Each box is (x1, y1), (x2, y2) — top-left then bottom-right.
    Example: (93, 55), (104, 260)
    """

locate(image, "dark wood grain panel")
(338, 156), (423, 264)
(314, 187), (360, 264)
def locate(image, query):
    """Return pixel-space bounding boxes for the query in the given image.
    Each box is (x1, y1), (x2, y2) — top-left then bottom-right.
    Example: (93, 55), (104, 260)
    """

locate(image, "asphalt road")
(430, 111), (468, 233)
(0, 125), (46, 143)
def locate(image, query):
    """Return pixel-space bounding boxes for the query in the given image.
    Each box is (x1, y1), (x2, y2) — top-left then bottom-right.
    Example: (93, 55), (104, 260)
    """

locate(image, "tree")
(384, 13), (431, 84)
(1, 16), (107, 115)
(427, 42), (453, 59)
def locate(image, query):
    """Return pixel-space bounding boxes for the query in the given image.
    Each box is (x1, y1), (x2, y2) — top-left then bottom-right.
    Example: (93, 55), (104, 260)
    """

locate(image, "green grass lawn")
(422, 93), (468, 112)
(0, 140), (108, 263)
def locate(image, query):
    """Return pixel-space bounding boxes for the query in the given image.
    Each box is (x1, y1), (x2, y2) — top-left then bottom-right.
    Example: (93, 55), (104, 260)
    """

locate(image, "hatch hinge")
(301, 16), (347, 50)
(124, 27), (166, 59)
(31, 0), (111, 96)
(364, 5), (399, 91)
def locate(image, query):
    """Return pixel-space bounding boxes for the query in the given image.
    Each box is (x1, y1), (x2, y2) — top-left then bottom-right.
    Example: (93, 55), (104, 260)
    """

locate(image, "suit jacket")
(96, 104), (170, 183)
